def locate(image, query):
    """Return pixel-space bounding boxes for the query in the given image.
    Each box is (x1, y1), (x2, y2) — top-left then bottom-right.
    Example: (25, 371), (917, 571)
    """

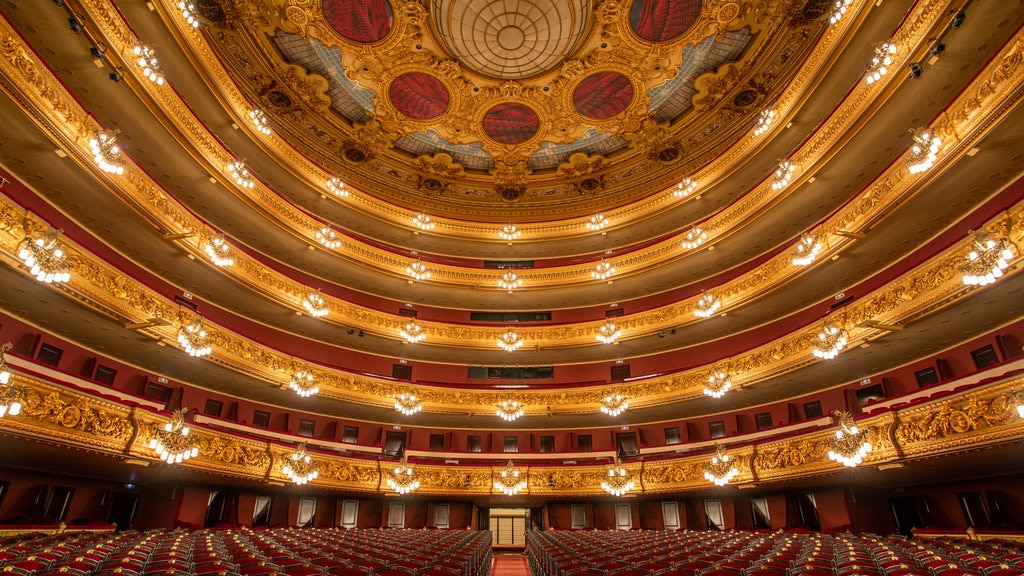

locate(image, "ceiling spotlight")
(950, 10), (965, 29)
(930, 42), (946, 55)
(674, 178), (697, 198)
(67, 16), (84, 34)
(316, 226), (341, 249)
(908, 62), (923, 79)
(865, 41), (898, 85)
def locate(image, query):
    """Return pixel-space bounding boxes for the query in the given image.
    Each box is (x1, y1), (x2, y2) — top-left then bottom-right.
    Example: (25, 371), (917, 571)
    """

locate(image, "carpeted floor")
(491, 554), (531, 576)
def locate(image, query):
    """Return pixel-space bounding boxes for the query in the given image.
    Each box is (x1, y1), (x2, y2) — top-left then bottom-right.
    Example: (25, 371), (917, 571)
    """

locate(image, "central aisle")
(491, 554), (531, 576)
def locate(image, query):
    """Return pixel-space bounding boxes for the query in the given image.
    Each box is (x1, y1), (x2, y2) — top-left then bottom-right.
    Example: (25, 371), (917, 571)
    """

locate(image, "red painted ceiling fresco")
(322, 0), (393, 43)
(482, 103), (540, 145)
(389, 73), (450, 120)
(629, 0), (702, 42)
(573, 72), (634, 120)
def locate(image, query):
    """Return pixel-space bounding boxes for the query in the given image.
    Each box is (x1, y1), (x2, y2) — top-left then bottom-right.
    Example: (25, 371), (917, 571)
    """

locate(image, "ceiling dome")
(430, 0), (592, 79)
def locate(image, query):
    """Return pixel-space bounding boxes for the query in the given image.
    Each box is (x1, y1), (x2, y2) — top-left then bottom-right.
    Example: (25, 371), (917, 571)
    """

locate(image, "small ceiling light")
(497, 329), (524, 352)
(17, 228), (71, 283)
(227, 161), (255, 189)
(595, 319), (621, 344)
(771, 160), (796, 190)
(498, 271), (523, 293)
(394, 390), (423, 415)
(600, 393), (628, 417)
(961, 234), (1015, 286)
(494, 460), (527, 495)
(89, 130), (125, 175)
(316, 226), (341, 249)
(386, 454), (420, 494)
(249, 109), (272, 136)
(326, 177), (349, 197)
(177, 316), (212, 357)
(907, 127), (942, 174)
(149, 409), (199, 464)
(829, 0), (854, 24)
(177, 1), (200, 27)
(406, 260), (430, 282)
(289, 364), (319, 397)
(674, 178), (697, 198)
(132, 44), (164, 85)
(813, 317), (848, 360)
(499, 223), (521, 242)
(704, 444), (738, 486)
(827, 411), (872, 467)
(704, 365), (732, 398)
(586, 214), (608, 231)
(283, 443), (319, 485)
(0, 342), (25, 419)
(601, 456), (635, 496)
(865, 41), (898, 85)
(400, 320), (426, 344)
(496, 398), (524, 421)
(591, 260), (615, 281)
(302, 289), (329, 317)
(792, 233), (823, 266)
(413, 213), (435, 231)
(204, 233), (234, 267)
(694, 291), (721, 318)
(682, 225), (707, 250)
(752, 108), (775, 136)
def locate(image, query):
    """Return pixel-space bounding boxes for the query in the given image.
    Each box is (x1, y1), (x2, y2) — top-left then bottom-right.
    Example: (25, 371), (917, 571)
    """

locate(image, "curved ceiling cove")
(322, 0), (394, 43)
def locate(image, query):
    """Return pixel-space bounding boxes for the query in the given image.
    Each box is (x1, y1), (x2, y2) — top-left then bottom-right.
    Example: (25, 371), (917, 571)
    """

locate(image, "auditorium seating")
(527, 529), (1024, 576)
(0, 527), (491, 576)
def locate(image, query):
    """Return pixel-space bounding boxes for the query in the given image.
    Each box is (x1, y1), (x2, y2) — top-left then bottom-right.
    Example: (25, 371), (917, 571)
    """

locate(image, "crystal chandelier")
(829, 0), (854, 24)
(704, 365), (732, 399)
(149, 409), (199, 464)
(499, 223), (521, 242)
(289, 365), (319, 397)
(177, 316), (212, 357)
(283, 443), (319, 485)
(682, 226), (707, 249)
(827, 411), (872, 467)
(591, 260), (615, 281)
(204, 233), (234, 267)
(132, 44), (164, 85)
(227, 161), (255, 188)
(600, 393), (628, 417)
(326, 177), (349, 197)
(752, 108), (775, 136)
(498, 271), (523, 293)
(771, 160), (796, 190)
(496, 329), (524, 352)
(386, 454), (420, 494)
(177, 1), (200, 27)
(249, 109), (272, 136)
(494, 460), (527, 496)
(89, 131), (125, 175)
(413, 213), (435, 231)
(792, 233), (823, 266)
(674, 178), (697, 198)
(865, 41), (897, 85)
(694, 291), (721, 318)
(703, 444), (738, 486)
(302, 289), (329, 317)
(587, 214), (608, 231)
(316, 226), (341, 249)
(602, 457), (635, 496)
(907, 127), (942, 174)
(400, 320), (426, 344)
(595, 319), (621, 344)
(961, 235), (1014, 286)
(406, 260), (431, 281)
(17, 228), (72, 284)
(0, 343), (25, 419)
(394, 390), (423, 415)
(812, 318), (848, 360)
(496, 399), (524, 421)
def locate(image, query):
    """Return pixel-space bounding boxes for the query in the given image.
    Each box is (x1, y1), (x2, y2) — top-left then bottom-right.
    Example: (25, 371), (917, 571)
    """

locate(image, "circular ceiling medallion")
(322, 0), (394, 43)
(629, 0), (702, 42)
(431, 0), (591, 80)
(573, 72), (634, 120)
(389, 73), (450, 120)
(482, 103), (540, 145)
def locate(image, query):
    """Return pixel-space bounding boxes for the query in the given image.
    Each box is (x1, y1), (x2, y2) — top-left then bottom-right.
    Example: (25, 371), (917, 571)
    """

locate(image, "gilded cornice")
(1, 373), (1022, 496)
